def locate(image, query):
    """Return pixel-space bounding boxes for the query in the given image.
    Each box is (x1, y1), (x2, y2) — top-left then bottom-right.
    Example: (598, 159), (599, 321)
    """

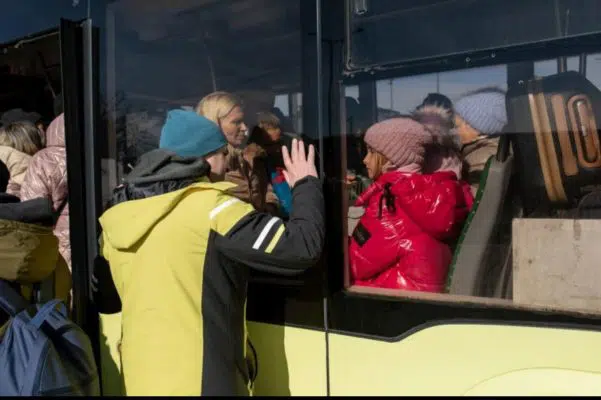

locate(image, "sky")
(344, 55), (601, 117)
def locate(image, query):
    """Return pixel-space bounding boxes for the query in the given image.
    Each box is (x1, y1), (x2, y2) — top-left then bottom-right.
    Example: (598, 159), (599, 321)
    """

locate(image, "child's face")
(454, 115), (481, 144)
(265, 126), (282, 142)
(363, 146), (386, 180)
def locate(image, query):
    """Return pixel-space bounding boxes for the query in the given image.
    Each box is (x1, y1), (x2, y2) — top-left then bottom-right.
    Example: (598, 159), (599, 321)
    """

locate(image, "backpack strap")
(32, 270), (56, 305)
(0, 279), (28, 317)
(30, 299), (68, 330)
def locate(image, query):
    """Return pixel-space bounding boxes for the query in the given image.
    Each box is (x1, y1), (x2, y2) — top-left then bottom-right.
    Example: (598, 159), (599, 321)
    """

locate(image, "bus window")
(273, 92), (303, 133)
(535, 56), (581, 77)
(373, 65), (507, 117)
(345, 85), (359, 101)
(341, 48), (601, 317)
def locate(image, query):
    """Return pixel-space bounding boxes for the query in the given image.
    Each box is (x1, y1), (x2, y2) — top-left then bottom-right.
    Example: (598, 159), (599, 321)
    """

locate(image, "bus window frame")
(343, 0), (601, 73)
(328, 32), (601, 341)
(342, 32), (601, 84)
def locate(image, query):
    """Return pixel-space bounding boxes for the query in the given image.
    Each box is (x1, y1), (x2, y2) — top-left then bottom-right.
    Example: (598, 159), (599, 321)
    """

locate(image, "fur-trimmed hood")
(412, 104), (461, 151)
(412, 104), (464, 179)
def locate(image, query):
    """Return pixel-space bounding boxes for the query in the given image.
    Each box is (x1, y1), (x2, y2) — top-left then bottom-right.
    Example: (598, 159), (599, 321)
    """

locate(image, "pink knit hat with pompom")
(364, 117), (433, 168)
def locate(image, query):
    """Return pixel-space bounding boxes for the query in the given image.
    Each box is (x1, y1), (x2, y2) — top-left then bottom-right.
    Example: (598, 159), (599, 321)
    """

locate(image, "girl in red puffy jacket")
(349, 116), (474, 293)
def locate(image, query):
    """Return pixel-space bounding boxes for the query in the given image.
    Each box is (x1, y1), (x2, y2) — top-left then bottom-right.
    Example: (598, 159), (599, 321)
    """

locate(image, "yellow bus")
(5, 0), (601, 396)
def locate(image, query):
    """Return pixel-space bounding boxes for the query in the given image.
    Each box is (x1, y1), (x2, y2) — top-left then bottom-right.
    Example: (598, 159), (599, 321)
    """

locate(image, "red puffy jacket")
(349, 170), (474, 293)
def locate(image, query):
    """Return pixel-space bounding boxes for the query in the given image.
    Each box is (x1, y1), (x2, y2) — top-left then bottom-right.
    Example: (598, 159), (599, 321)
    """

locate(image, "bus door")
(90, 0), (328, 396)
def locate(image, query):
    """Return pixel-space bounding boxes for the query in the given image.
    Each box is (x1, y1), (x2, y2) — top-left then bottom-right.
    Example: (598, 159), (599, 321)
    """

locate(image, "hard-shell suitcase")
(506, 71), (601, 213)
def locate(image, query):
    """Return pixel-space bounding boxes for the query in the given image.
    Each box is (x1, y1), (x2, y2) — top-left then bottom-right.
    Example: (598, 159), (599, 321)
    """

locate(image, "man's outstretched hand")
(282, 139), (318, 188)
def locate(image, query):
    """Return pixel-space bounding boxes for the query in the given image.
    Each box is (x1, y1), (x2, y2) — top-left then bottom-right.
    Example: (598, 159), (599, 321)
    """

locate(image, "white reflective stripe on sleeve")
(252, 216), (280, 250)
(209, 198), (240, 220)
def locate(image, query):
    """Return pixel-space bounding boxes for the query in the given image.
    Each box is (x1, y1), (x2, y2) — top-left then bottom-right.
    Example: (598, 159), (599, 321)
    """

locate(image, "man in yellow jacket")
(93, 109), (324, 396)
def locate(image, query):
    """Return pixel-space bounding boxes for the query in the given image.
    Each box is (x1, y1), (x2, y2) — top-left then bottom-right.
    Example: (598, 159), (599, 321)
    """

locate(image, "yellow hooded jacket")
(99, 173), (324, 396)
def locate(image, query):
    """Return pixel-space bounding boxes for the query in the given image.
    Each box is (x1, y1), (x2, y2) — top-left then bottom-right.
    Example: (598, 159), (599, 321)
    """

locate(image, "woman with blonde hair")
(196, 91), (280, 214)
(0, 121), (44, 196)
(196, 91), (247, 146)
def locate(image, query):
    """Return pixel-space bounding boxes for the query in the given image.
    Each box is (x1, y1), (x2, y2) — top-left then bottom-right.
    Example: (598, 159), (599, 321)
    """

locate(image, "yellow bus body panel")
(247, 321), (327, 396)
(328, 323), (601, 396)
(98, 316), (327, 396)
(101, 317), (601, 396)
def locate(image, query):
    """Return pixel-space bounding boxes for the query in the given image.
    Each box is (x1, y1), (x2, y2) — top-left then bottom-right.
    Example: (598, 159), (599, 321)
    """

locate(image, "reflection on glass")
(0, 0), (89, 44)
(103, 0), (306, 184)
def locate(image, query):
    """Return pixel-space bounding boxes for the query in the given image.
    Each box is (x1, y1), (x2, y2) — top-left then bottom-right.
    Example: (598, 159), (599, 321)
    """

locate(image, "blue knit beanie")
(454, 88), (508, 135)
(159, 109), (227, 158)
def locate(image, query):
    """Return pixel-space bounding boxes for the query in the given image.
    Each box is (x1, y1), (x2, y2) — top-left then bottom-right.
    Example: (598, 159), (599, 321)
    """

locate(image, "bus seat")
(446, 154), (514, 297)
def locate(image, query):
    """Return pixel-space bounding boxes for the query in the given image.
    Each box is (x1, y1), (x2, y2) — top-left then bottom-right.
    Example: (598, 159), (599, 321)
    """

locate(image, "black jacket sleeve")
(214, 176), (325, 275)
(91, 255), (122, 314)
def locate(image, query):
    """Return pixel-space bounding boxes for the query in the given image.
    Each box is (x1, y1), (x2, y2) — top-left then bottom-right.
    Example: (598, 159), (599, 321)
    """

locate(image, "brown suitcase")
(507, 71), (601, 212)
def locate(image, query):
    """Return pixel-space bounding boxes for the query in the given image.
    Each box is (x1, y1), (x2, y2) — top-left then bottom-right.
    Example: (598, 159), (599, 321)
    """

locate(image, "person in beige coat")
(0, 121), (44, 197)
(453, 88), (508, 196)
(20, 113), (70, 268)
